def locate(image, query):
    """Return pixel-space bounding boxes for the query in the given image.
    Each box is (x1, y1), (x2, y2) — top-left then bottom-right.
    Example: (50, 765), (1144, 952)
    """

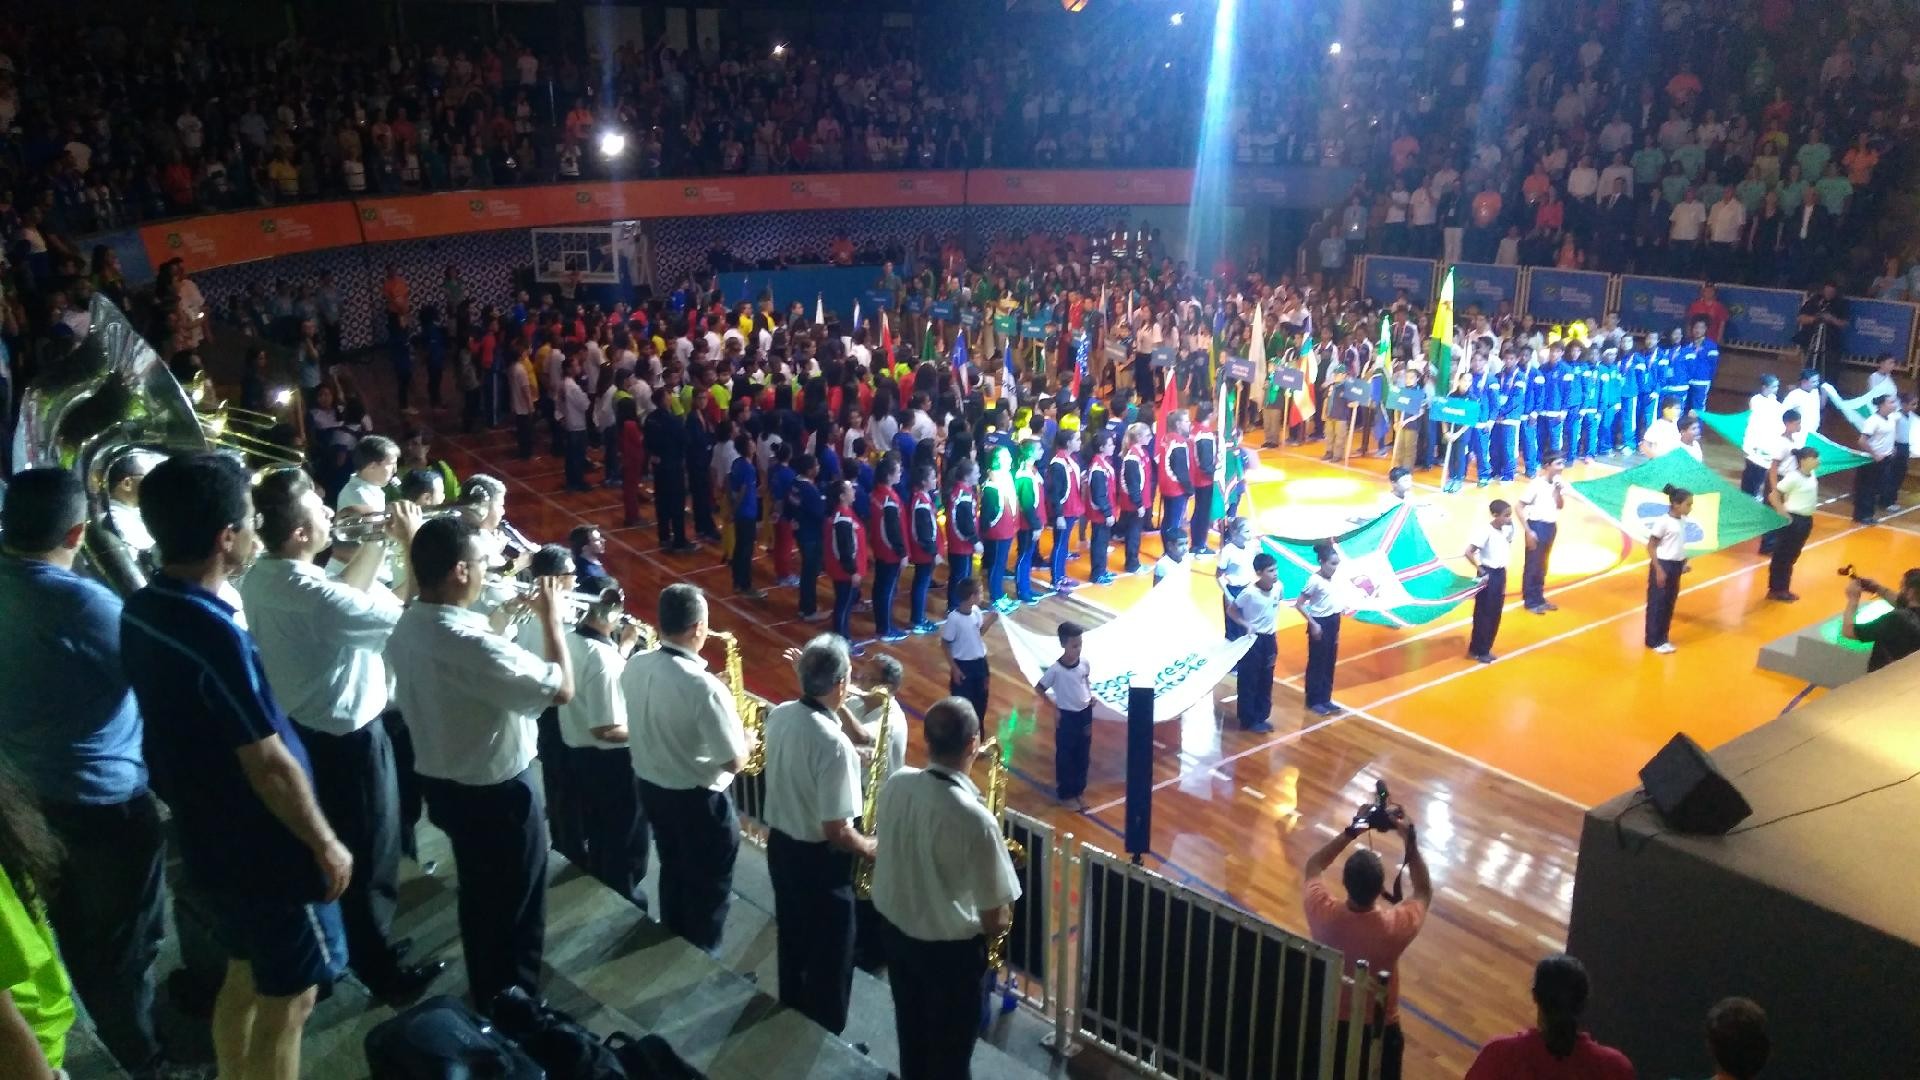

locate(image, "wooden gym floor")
(425, 406), (1919, 1080)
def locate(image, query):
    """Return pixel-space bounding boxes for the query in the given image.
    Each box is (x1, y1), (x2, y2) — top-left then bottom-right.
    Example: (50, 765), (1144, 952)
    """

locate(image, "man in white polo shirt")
(1464, 499), (1525, 663)
(871, 697), (1022, 1080)
(762, 634), (874, 1034)
(1518, 453), (1567, 614)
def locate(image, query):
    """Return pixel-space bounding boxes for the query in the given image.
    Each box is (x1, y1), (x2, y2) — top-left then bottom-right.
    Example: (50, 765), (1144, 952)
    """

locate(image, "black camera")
(1356, 780), (1398, 832)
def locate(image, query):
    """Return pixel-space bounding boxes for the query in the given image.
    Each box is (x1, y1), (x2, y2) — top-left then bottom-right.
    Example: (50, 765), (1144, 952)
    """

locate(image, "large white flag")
(1000, 563), (1254, 723)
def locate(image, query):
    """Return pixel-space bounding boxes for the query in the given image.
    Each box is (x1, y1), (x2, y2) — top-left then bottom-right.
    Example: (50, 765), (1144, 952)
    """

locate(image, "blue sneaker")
(881, 632), (909, 644)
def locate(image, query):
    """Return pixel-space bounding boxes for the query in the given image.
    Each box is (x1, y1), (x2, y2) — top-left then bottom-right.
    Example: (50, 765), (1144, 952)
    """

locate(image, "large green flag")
(1697, 410), (1870, 477)
(1262, 504), (1483, 628)
(1571, 450), (1790, 554)
(1210, 378), (1249, 522)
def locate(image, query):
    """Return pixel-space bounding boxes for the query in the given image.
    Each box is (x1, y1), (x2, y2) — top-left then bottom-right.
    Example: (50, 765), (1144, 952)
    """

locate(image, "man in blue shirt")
(120, 453), (349, 1080)
(0, 469), (179, 1078)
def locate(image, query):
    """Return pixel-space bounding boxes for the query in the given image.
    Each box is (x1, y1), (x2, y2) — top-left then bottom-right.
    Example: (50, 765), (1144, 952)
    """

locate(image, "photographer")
(1301, 789), (1433, 1080)
(1841, 568), (1920, 672)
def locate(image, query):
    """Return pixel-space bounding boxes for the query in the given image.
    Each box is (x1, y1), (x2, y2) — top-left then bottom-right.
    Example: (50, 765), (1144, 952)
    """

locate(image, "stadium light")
(1453, 15), (1465, 27)
(1452, 0), (1464, 9)
(599, 132), (627, 158)
(1328, 41), (1342, 55)
(1169, 11), (1184, 25)
(772, 42), (787, 57)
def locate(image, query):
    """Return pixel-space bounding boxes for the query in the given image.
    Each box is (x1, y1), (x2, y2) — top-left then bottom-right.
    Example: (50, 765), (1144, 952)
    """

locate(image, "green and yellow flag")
(1429, 267), (1456, 392)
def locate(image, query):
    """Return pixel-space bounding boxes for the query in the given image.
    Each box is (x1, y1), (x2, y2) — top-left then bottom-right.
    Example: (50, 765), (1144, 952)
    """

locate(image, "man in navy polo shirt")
(0, 469), (185, 1079)
(120, 453), (350, 1080)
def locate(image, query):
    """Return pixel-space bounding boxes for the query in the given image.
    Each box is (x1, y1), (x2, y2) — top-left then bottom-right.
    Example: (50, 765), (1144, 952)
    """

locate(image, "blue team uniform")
(1682, 336), (1721, 415)
(1521, 358), (1546, 474)
(1449, 369), (1496, 487)
(1492, 369), (1527, 480)
(1595, 359), (1623, 455)
(1655, 344), (1689, 411)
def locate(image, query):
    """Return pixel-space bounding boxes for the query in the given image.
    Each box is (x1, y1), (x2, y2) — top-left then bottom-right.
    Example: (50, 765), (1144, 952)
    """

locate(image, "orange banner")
(140, 204), (364, 273)
(964, 169), (1195, 206)
(647, 172), (966, 216)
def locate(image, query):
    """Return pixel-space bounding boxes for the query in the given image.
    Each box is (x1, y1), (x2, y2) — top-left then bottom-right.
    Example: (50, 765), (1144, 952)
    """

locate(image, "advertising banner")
(140, 204), (364, 273)
(1715, 285), (1802, 349)
(1615, 275), (1701, 332)
(1844, 298), (1918, 364)
(1525, 269), (1613, 324)
(964, 169), (1195, 206)
(1449, 262), (1519, 314)
(1361, 257), (1436, 308)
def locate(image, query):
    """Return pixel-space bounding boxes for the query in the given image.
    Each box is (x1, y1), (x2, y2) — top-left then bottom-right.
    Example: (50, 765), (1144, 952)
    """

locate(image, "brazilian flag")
(1263, 504), (1483, 628)
(1697, 411), (1870, 478)
(1571, 451), (1789, 555)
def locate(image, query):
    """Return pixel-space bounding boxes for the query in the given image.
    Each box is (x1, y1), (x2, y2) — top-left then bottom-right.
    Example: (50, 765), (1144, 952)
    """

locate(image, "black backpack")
(364, 995), (545, 1080)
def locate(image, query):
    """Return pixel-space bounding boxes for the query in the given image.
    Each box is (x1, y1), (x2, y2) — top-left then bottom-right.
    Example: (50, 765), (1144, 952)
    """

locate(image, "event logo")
(679, 185), (736, 205)
(573, 190), (592, 204)
(166, 232), (183, 249)
(1088, 652), (1212, 708)
(359, 208), (378, 221)
(897, 178), (915, 190)
(468, 199), (486, 213)
(259, 219), (276, 234)
(258, 216), (312, 243)
(790, 181), (806, 193)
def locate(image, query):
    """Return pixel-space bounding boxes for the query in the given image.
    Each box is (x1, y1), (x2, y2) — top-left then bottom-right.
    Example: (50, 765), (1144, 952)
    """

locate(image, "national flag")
(1429, 268), (1456, 393)
(1697, 411), (1871, 477)
(1209, 304), (1227, 387)
(951, 324), (971, 385)
(1289, 332), (1318, 428)
(1249, 303), (1270, 407)
(1571, 450), (1790, 554)
(1072, 330), (1091, 401)
(1262, 504), (1484, 628)
(1210, 372), (1250, 522)
(852, 299), (862, 333)
(814, 294), (825, 326)
(921, 321), (936, 365)
(1823, 382), (1879, 428)
(1002, 338), (1019, 410)
(879, 311), (895, 368)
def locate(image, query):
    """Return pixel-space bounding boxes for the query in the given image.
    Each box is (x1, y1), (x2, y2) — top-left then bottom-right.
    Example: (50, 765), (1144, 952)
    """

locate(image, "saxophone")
(975, 736), (1028, 971)
(710, 630), (765, 775)
(852, 686), (894, 899)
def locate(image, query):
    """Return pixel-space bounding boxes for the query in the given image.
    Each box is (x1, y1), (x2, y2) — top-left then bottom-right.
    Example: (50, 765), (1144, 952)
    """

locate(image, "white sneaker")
(1652, 642), (1677, 654)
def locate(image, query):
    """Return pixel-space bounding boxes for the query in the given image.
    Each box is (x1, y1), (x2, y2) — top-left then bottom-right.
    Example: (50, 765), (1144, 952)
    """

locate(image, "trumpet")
(853, 686), (895, 899)
(331, 507), (466, 543)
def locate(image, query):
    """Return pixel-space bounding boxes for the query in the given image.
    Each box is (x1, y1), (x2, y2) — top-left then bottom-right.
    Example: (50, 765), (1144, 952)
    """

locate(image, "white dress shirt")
(108, 500), (153, 552)
(762, 699), (862, 843)
(1216, 539), (1257, 589)
(941, 608), (988, 661)
(337, 474), (387, 514)
(1037, 657), (1094, 712)
(870, 766), (1023, 942)
(1466, 520), (1516, 570)
(1647, 514), (1690, 560)
(621, 643), (747, 792)
(1232, 582), (1283, 634)
(239, 556), (401, 735)
(558, 629), (627, 749)
(387, 602), (563, 786)
(560, 378), (591, 432)
(1298, 573), (1344, 618)
(1519, 476), (1564, 523)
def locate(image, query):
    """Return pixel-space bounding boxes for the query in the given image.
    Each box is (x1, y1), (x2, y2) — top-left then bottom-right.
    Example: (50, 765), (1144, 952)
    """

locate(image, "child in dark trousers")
(942, 577), (996, 723)
(1036, 621), (1094, 807)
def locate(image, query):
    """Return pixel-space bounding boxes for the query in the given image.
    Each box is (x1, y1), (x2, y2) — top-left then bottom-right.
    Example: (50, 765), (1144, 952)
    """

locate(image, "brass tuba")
(852, 686), (895, 898)
(710, 630), (766, 775)
(974, 736), (1028, 971)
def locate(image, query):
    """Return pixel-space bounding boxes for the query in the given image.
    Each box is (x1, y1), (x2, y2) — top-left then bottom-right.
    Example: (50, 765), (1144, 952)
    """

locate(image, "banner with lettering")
(1361, 257), (1436, 308)
(1715, 285), (1803, 349)
(1524, 269), (1612, 324)
(964, 168), (1195, 206)
(140, 204), (364, 273)
(1614, 275), (1701, 333)
(1845, 298), (1918, 364)
(1449, 262), (1519, 314)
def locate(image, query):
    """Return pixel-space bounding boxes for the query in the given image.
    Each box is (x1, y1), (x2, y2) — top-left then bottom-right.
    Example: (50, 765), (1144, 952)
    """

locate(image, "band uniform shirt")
(1647, 514), (1690, 560)
(1466, 520), (1516, 570)
(1777, 470), (1818, 515)
(239, 555), (402, 735)
(386, 602), (563, 787)
(621, 643), (747, 792)
(870, 765), (1023, 941)
(1519, 476), (1563, 524)
(1036, 656), (1093, 712)
(854, 693), (909, 781)
(107, 500), (154, 552)
(337, 474), (387, 515)
(1216, 538), (1257, 590)
(762, 699), (862, 843)
(941, 607), (988, 662)
(1297, 573), (1344, 618)
(1232, 582), (1283, 635)
(558, 628), (626, 750)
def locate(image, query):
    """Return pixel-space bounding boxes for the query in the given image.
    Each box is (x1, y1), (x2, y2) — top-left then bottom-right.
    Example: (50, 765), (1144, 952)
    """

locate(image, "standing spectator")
(1686, 284), (1731, 344)
(1667, 189), (1707, 276)
(1705, 194), (1747, 282)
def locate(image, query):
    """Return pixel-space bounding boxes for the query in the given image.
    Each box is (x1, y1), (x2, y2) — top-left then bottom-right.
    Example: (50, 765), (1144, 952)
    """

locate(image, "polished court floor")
(425, 405), (1918, 1079)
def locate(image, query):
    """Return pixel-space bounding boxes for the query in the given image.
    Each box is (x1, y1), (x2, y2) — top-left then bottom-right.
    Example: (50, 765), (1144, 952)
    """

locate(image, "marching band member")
(621, 584), (749, 953)
(823, 480), (869, 641)
(1085, 428), (1118, 584)
(871, 696), (1023, 1080)
(387, 517), (575, 1011)
(869, 454), (908, 642)
(558, 585), (649, 904)
(1643, 485), (1694, 654)
(763, 635), (875, 1034)
(104, 451), (159, 553)
(1765, 447), (1822, 602)
(1225, 554), (1281, 734)
(241, 470), (442, 1004)
(1117, 422), (1152, 574)
(1044, 429), (1086, 591)
(906, 464), (944, 633)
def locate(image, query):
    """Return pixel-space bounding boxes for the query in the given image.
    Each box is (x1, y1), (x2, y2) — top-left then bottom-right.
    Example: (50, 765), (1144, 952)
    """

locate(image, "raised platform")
(1756, 597), (1887, 688)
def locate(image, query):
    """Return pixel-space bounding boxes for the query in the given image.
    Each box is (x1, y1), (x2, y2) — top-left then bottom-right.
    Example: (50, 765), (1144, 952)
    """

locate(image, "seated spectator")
(1701, 997), (1770, 1080)
(1464, 954), (1634, 1079)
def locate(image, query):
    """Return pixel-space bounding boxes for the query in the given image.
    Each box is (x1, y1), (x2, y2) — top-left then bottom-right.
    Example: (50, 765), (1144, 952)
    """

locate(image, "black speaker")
(1639, 733), (1751, 835)
(1124, 683), (1154, 856)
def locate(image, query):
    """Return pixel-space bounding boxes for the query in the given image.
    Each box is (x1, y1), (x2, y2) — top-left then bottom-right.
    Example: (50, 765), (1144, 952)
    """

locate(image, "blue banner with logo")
(1715, 285), (1802, 349)
(1450, 263), (1519, 314)
(1846, 298), (1918, 363)
(1361, 257), (1436, 308)
(1525, 269), (1612, 324)
(1615, 276), (1699, 333)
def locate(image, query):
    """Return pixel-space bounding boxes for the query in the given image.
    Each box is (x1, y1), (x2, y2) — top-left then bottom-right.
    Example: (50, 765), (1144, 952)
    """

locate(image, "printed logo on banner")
(1539, 281), (1600, 310)
(1628, 287), (1688, 320)
(260, 216), (313, 243)
(574, 191), (592, 205)
(678, 185), (737, 207)
(1371, 266), (1428, 294)
(1847, 302), (1912, 357)
(1727, 301), (1787, 337)
(166, 232), (183, 249)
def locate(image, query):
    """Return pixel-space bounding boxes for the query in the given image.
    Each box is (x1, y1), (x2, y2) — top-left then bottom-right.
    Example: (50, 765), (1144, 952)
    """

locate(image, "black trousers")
(514, 413), (535, 459)
(1161, 493), (1190, 548)
(1645, 558), (1686, 647)
(299, 720), (406, 985)
(1522, 521), (1556, 608)
(689, 467), (718, 537)
(1054, 706), (1094, 799)
(637, 780), (738, 953)
(654, 475), (688, 547)
(767, 831), (856, 1034)
(1236, 631), (1276, 727)
(384, 711), (423, 862)
(1854, 458), (1890, 521)
(421, 769), (547, 1011)
(883, 925), (988, 1080)
(536, 707), (583, 862)
(797, 535), (823, 616)
(1305, 613), (1341, 708)
(1768, 513), (1814, 594)
(1469, 567), (1506, 656)
(732, 515), (758, 591)
(1089, 518), (1112, 578)
(565, 744), (649, 905)
(1119, 509), (1144, 571)
(41, 794), (166, 1072)
(564, 428), (590, 490)
(1739, 459), (1767, 498)
(1189, 486), (1215, 550)
(951, 655), (990, 723)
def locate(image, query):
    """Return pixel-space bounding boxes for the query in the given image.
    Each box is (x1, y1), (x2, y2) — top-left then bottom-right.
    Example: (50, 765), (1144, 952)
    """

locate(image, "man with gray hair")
(761, 633), (874, 1033)
(621, 583), (749, 952)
